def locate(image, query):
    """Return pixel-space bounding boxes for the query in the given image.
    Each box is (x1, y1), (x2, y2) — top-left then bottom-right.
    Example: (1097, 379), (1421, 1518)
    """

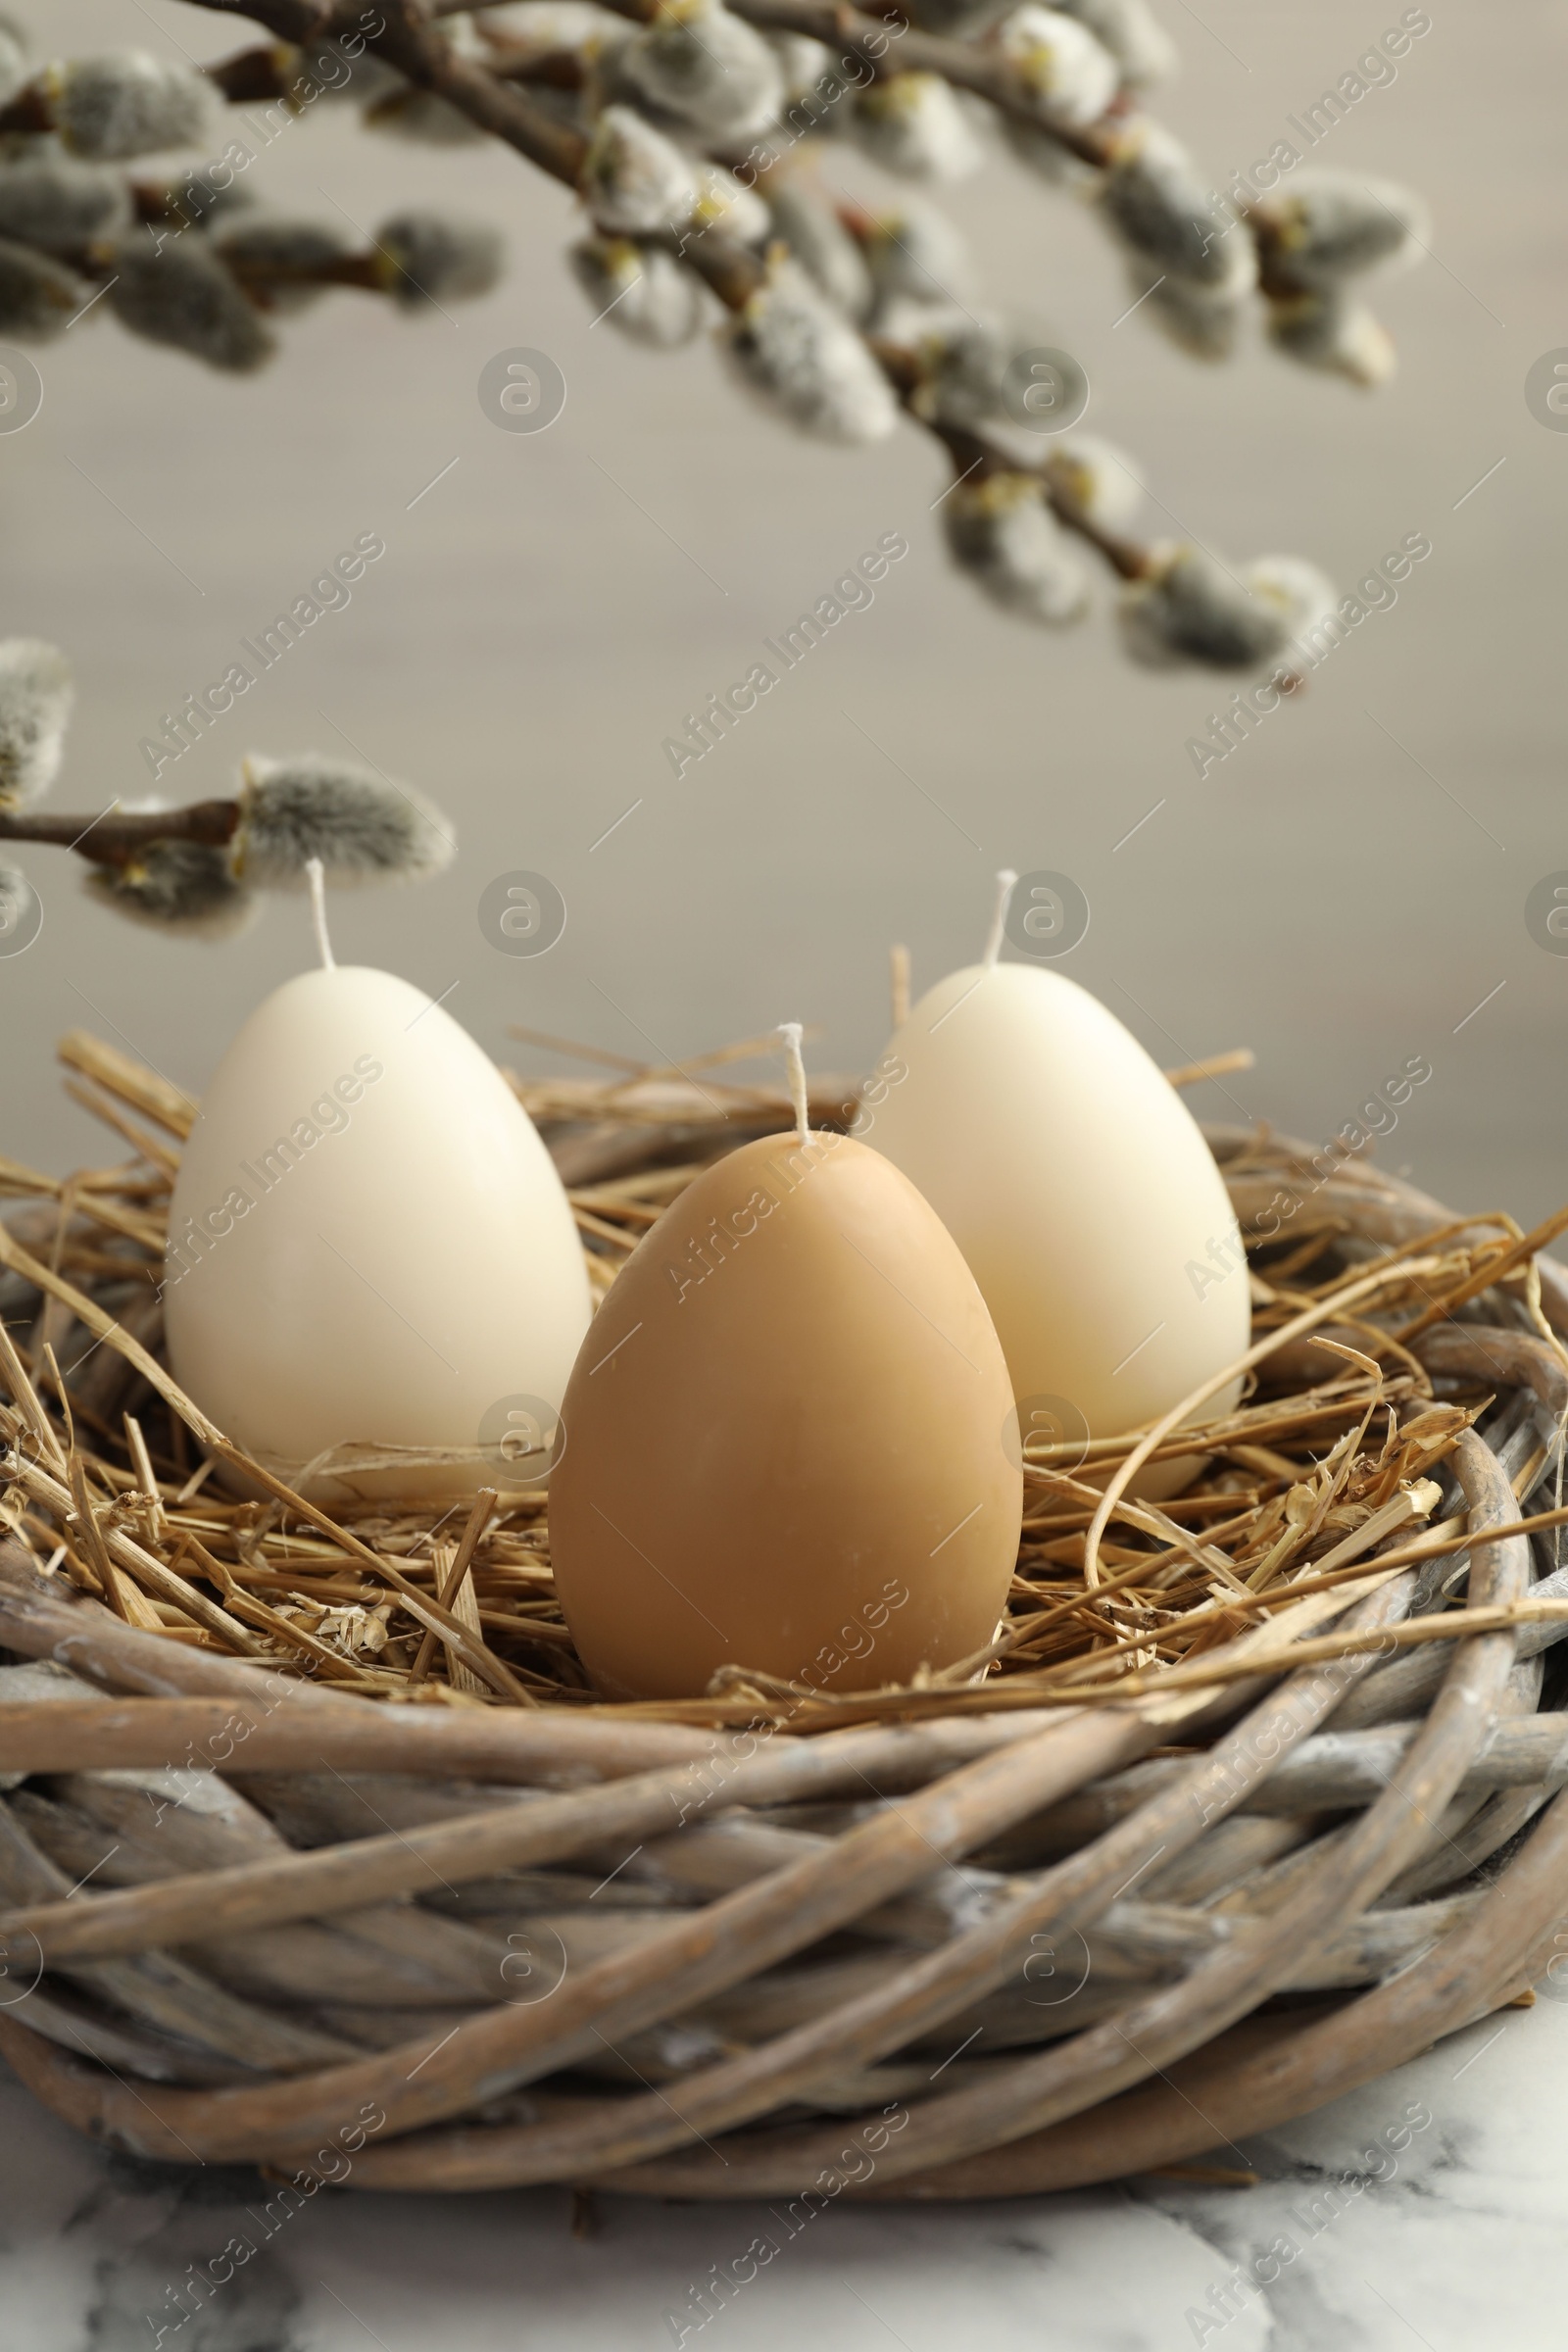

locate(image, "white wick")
(890, 942), (910, 1031)
(982, 869), (1018, 970)
(777, 1021), (809, 1149)
(306, 858), (336, 972)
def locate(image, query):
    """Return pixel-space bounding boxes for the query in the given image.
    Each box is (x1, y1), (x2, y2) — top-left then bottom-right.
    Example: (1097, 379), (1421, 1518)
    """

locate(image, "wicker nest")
(1, 1028), (1567, 2200)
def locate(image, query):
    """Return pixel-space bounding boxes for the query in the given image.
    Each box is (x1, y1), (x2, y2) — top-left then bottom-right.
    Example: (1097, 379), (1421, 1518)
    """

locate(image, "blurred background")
(7, 0), (1565, 1222)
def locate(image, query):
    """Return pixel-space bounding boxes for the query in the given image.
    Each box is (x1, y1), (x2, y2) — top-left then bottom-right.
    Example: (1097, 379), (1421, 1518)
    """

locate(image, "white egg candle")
(860, 898), (1249, 1497)
(165, 961), (591, 1499)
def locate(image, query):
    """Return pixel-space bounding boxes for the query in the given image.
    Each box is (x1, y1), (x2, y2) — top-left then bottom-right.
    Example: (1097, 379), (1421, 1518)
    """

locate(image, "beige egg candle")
(862, 876), (1250, 1497)
(165, 888), (591, 1499)
(548, 1031), (1022, 1700)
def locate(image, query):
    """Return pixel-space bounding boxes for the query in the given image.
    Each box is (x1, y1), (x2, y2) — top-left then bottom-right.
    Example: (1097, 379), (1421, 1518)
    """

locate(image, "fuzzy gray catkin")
(904, 314), (1014, 432)
(109, 240), (276, 371)
(1266, 291), (1394, 387)
(690, 161), (771, 247)
(1247, 555), (1339, 647)
(1118, 545), (1294, 670)
(872, 290), (979, 353)
(764, 49), (858, 139)
(721, 259), (899, 445)
(373, 212), (504, 307)
(848, 74), (984, 183)
(0, 863), (33, 946)
(0, 237), (88, 341)
(763, 27), (835, 97)
(232, 756), (457, 888)
(581, 106), (698, 235)
(857, 199), (973, 306)
(0, 155), (131, 254)
(944, 475), (1090, 626)
(995, 6), (1119, 128)
(569, 238), (704, 348)
(85, 842), (258, 939)
(1043, 434), (1145, 534)
(0, 638), (73, 812)
(1099, 123), (1257, 293)
(1132, 268), (1247, 362)
(766, 185), (872, 318)
(1050, 0), (1176, 88)
(909, 312), (1087, 448)
(619, 0), (783, 141)
(49, 53), (215, 161)
(1253, 172), (1430, 292)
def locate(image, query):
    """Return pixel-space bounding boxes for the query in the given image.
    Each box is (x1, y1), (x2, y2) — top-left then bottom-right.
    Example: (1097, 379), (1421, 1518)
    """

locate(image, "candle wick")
(982, 869), (1018, 970)
(306, 858), (336, 972)
(776, 1021), (809, 1150)
(890, 942), (910, 1030)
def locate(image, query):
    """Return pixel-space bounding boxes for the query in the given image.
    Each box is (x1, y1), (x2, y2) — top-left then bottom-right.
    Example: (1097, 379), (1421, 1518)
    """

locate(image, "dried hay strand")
(0, 1025), (1564, 2198)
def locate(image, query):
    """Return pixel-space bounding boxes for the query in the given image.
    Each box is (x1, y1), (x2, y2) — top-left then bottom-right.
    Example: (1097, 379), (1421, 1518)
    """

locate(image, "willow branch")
(0, 803), (241, 868)
(211, 30), (592, 96)
(176, 0), (1173, 570)
(198, 4), (772, 303)
(187, 0), (589, 184)
(450, 0), (1118, 169)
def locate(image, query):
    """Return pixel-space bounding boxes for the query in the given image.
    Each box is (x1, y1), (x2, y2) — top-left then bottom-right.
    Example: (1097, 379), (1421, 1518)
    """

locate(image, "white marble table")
(3, 1988), (1562, 2352)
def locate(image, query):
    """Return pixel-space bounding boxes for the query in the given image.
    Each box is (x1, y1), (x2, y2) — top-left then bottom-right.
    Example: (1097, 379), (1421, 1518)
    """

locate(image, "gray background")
(6, 0), (1564, 1225)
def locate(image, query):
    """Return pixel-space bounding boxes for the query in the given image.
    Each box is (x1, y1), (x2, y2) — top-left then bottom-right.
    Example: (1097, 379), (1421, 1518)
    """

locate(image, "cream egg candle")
(164, 870), (590, 1498)
(861, 875), (1250, 1496)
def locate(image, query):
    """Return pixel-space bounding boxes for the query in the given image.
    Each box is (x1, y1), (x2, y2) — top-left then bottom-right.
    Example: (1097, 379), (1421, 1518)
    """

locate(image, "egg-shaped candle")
(548, 1053), (1022, 1701)
(165, 961), (591, 1498)
(861, 883), (1250, 1496)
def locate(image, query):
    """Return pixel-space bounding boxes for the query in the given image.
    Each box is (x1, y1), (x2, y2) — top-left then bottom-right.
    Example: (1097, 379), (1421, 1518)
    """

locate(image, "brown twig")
(194, 0), (590, 183)
(0, 801), (241, 870)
